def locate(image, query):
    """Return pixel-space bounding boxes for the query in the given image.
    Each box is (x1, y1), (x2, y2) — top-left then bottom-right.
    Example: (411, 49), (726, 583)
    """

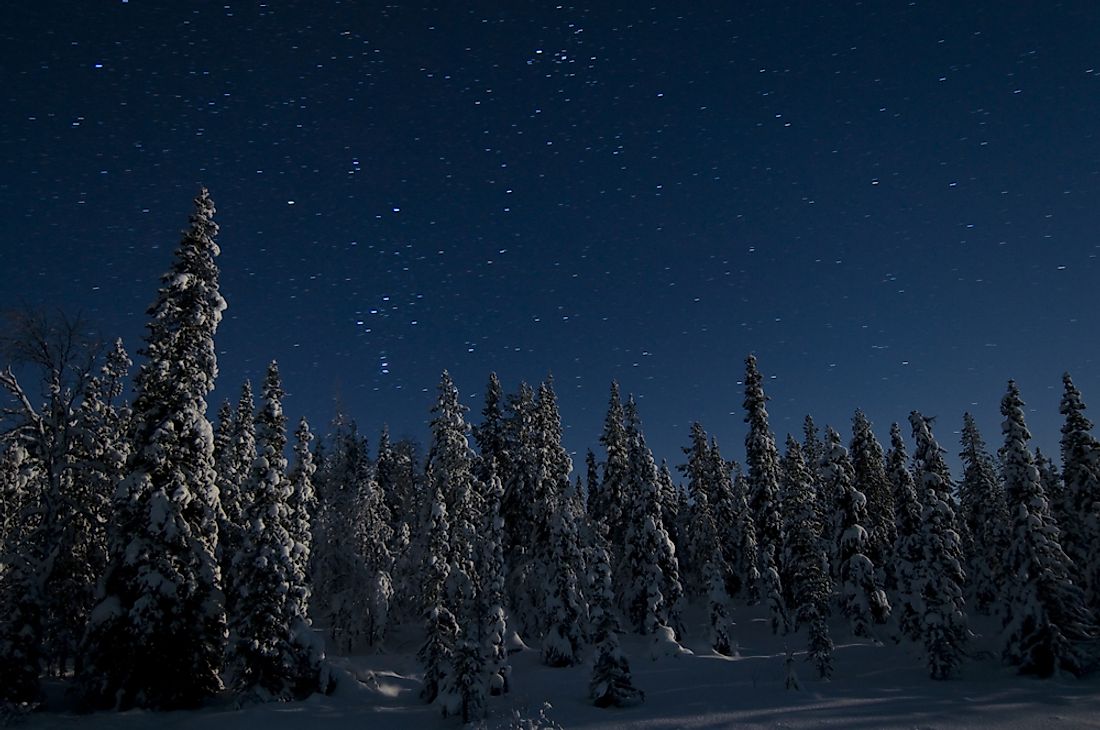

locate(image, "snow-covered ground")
(22, 604), (1100, 729)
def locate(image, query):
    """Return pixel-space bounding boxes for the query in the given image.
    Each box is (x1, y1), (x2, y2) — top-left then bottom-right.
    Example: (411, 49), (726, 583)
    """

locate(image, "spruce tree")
(1060, 372), (1100, 609)
(743, 354), (783, 565)
(780, 436), (834, 677)
(228, 361), (320, 700)
(887, 423), (923, 640)
(822, 427), (890, 638)
(221, 381), (255, 628)
(909, 411), (968, 679)
(597, 381), (630, 558)
(849, 410), (895, 579)
(541, 500), (587, 666)
(418, 486), (453, 704)
(1000, 381), (1096, 677)
(80, 188), (228, 710)
(481, 471), (511, 695)
(958, 413), (1009, 615)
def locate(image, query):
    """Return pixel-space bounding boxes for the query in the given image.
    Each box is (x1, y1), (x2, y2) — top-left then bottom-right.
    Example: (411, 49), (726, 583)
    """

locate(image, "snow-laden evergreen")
(821, 427), (890, 638)
(220, 381), (255, 630)
(228, 362), (327, 700)
(1059, 372), (1100, 609)
(958, 413), (1009, 615)
(596, 381), (630, 567)
(80, 188), (228, 710)
(780, 436), (834, 677)
(620, 398), (684, 646)
(909, 411), (969, 680)
(743, 354), (784, 568)
(480, 471), (511, 696)
(887, 423), (923, 641)
(999, 381), (1096, 677)
(849, 410), (895, 582)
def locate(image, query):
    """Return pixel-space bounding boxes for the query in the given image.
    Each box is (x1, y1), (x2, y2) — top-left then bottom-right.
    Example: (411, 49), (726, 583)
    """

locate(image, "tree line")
(1, 190), (1097, 721)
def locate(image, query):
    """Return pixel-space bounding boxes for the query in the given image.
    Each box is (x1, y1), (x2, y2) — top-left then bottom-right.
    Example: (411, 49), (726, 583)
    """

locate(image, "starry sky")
(4, 2), (1100, 471)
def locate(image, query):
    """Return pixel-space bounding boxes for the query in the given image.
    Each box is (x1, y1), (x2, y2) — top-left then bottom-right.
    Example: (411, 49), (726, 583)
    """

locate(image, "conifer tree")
(888, 423), (923, 641)
(1060, 372), (1100, 608)
(221, 381), (255, 625)
(621, 398), (684, 644)
(849, 411), (895, 577)
(585, 449), (600, 517)
(588, 536), (643, 708)
(474, 372), (509, 482)
(909, 411), (968, 679)
(228, 361), (322, 700)
(958, 413), (1009, 615)
(419, 486), (453, 704)
(1000, 381), (1096, 677)
(598, 381), (630, 557)
(780, 436), (833, 677)
(721, 457), (761, 602)
(822, 427), (890, 637)
(743, 354), (783, 564)
(541, 500), (587, 666)
(81, 188), (228, 710)
(679, 422), (717, 595)
(704, 547), (734, 655)
(481, 471), (511, 695)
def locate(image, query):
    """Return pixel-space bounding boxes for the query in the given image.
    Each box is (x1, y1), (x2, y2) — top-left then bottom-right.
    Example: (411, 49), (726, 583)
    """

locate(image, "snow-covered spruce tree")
(285, 416), (329, 695)
(909, 411), (968, 680)
(0, 443), (44, 705)
(588, 534), (643, 707)
(1035, 448), (1065, 530)
(501, 381), (540, 637)
(228, 361), (322, 700)
(704, 547), (734, 655)
(418, 485), (454, 704)
(428, 371), (489, 718)
(597, 381), (630, 559)
(822, 427), (890, 638)
(780, 436), (834, 678)
(220, 381), (255, 627)
(743, 354), (784, 569)
(542, 499), (587, 667)
(80, 188), (228, 710)
(802, 415), (827, 530)
(761, 544), (789, 635)
(887, 422), (923, 640)
(1060, 372), (1100, 609)
(473, 371), (509, 483)
(380, 436), (422, 624)
(590, 630), (645, 708)
(679, 421), (718, 596)
(958, 413), (1009, 615)
(657, 460), (681, 551)
(585, 448), (600, 516)
(481, 470), (511, 696)
(849, 410), (896, 580)
(717, 451), (761, 602)
(620, 398), (684, 648)
(999, 381), (1096, 677)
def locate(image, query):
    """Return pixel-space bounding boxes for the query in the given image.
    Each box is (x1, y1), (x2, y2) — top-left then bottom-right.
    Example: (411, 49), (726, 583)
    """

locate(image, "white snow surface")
(25, 604), (1100, 729)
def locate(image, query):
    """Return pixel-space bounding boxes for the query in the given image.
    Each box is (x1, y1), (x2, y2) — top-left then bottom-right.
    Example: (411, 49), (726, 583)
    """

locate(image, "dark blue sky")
(3, 2), (1099, 470)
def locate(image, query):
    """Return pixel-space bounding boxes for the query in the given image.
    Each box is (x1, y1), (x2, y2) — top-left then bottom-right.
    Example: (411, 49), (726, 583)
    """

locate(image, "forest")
(1, 190), (1097, 724)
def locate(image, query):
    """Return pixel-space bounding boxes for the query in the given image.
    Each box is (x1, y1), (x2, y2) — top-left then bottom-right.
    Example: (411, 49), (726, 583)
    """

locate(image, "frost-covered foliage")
(780, 436), (833, 677)
(228, 362), (327, 700)
(1059, 372), (1100, 609)
(80, 188), (228, 710)
(620, 399), (683, 640)
(480, 471), (511, 695)
(715, 449), (760, 602)
(909, 411), (968, 680)
(999, 381), (1096, 677)
(596, 381), (630, 561)
(542, 499), (587, 667)
(958, 413), (1009, 615)
(589, 631), (644, 708)
(761, 544), (789, 635)
(0, 443), (44, 705)
(821, 428), (890, 638)
(220, 381), (255, 626)
(888, 423), (923, 641)
(679, 422), (720, 596)
(743, 354), (783, 564)
(849, 410), (895, 579)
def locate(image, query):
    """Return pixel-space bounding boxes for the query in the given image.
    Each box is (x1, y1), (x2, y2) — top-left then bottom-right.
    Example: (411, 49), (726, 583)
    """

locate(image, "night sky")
(4, 2), (1100, 470)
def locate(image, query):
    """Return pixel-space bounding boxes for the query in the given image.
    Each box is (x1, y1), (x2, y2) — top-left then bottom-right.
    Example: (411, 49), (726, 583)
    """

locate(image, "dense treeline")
(1, 191), (1098, 719)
